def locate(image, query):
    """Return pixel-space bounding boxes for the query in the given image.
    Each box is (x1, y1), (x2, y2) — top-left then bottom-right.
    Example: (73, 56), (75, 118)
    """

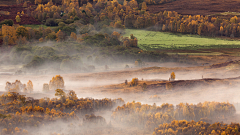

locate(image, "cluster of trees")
(1, 25), (73, 45)
(153, 120), (240, 135)
(2, 0), (240, 48)
(5, 80), (33, 93)
(0, 91), (124, 134)
(111, 101), (236, 130)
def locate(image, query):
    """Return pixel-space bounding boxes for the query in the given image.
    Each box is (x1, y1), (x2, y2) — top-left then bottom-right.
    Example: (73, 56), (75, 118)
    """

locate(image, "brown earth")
(148, 0), (240, 15)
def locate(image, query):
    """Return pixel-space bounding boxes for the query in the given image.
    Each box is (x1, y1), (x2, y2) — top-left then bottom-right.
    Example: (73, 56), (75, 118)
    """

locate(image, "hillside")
(148, 0), (240, 15)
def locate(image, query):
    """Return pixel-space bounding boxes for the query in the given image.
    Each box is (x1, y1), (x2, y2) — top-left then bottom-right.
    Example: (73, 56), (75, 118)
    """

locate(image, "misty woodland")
(1, 0), (240, 135)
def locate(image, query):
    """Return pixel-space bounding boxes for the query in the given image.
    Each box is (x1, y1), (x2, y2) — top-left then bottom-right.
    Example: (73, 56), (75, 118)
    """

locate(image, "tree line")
(111, 101), (236, 130)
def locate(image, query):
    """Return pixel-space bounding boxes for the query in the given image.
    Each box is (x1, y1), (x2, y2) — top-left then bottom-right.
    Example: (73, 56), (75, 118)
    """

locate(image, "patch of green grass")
(167, 52), (223, 56)
(22, 25), (57, 30)
(123, 29), (240, 51)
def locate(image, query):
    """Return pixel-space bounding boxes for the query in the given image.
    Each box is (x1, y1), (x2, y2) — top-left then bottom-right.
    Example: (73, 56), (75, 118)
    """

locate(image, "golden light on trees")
(170, 72), (175, 80)
(2, 25), (17, 45)
(130, 78), (138, 86)
(15, 15), (21, 23)
(16, 26), (29, 38)
(49, 75), (65, 90)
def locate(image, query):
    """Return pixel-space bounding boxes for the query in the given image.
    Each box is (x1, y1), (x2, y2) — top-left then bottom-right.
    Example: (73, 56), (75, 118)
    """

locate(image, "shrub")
(64, 19), (74, 24)
(16, 26), (29, 38)
(24, 55), (44, 69)
(20, 51), (31, 60)
(130, 78), (138, 86)
(58, 22), (66, 27)
(62, 25), (76, 36)
(45, 18), (58, 26)
(73, 16), (80, 21)
(45, 32), (56, 40)
(0, 19), (14, 26)
(23, 54), (34, 64)
(170, 72), (175, 80)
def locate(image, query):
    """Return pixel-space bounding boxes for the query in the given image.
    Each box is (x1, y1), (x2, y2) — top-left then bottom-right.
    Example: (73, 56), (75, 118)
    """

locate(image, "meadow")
(124, 29), (240, 55)
(22, 25), (58, 29)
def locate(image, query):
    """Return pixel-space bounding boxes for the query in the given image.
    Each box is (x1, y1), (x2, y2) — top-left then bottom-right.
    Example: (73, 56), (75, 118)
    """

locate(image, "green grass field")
(23, 25), (57, 30)
(123, 29), (240, 53)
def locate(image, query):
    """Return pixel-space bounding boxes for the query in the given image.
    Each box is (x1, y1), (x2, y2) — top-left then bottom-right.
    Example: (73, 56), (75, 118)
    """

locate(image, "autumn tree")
(130, 78), (138, 86)
(35, 0), (42, 4)
(141, 2), (147, 11)
(70, 32), (77, 40)
(170, 72), (175, 80)
(68, 90), (78, 100)
(49, 75), (65, 90)
(43, 83), (49, 92)
(23, 1), (27, 7)
(55, 89), (66, 102)
(15, 15), (21, 23)
(2, 25), (17, 45)
(56, 30), (65, 42)
(220, 26), (223, 36)
(27, 80), (33, 93)
(16, 26), (29, 38)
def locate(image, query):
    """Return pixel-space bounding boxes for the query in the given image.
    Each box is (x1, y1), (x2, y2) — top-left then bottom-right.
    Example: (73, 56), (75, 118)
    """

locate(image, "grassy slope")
(123, 29), (240, 53)
(23, 25), (57, 30)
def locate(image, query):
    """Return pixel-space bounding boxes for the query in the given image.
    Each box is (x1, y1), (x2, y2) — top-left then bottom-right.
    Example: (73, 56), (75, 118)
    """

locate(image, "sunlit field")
(124, 29), (240, 51)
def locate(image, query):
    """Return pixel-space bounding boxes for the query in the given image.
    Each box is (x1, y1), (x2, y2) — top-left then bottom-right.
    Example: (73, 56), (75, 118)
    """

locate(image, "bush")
(58, 22), (66, 27)
(73, 16), (80, 21)
(64, 19), (74, 24)
(62, 25), (76, 36)
(16, 26), (29, 38)
(33, 46), (55, 57)
(20, 51), (31, 60)
(24, 55), (44, 69)
(23, 54), (34, 64)
(45, 32), (56, 40)
(45, 18), (58, 26)
(0, 19), (14, 26)
(130, 78), (138, 86)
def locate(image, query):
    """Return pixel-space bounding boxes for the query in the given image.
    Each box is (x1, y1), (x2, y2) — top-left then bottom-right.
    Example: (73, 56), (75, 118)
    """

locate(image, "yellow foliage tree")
(49, 75), (65, 90)
(39, 37), (44, 42)
(16, 26), (28, 38)
(23, 1), (27, 7)
(220, 26), (223, 36)
(21, 11), (24, 15)
(56, 30), (65, 42)
(130, 78), (138, 86)
(70, 32), (77, 40)
(2, 25), (17, 45)
(15, 15), (21, 23)
(27, 80), (33, 93)
(35, 0), (42, 4)
(170, 72), (175, 80)
(141, 2), (147, 11)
